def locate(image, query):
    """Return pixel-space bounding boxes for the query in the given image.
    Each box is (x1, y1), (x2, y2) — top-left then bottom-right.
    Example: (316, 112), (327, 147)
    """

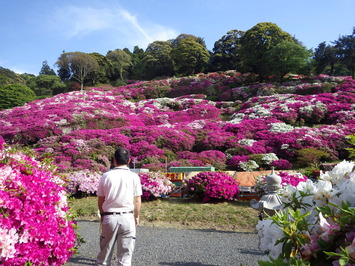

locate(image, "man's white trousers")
(96, 213), (136, 266)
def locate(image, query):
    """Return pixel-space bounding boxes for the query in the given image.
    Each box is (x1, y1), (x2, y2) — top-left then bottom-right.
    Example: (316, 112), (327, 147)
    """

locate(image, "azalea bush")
(66, 170), (102, 197)
(0, 73), (354, 172)
(184, 171), (240, 202)
(139, 172), (175, 201)
(256, 161), (355, 265)
(0, 138), (76, 265)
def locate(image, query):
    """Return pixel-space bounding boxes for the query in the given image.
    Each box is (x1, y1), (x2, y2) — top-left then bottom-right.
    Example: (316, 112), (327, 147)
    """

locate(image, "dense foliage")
(0, 137), (76, 265)
(0, 73), (354, 173)
(0, 84), (36, 110)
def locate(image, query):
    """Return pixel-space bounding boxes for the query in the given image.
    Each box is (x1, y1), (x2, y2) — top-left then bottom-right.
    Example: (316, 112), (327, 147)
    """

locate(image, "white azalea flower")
(256, 219), (283, 259)
(320, 160), (355, 186)
(334, 178), (355, 206)
(269, 122), (294, 133)
(238, 138), (256, 146)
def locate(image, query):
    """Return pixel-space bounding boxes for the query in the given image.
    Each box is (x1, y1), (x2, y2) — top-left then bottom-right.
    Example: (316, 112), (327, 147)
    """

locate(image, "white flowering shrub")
(257, 160), (355, 265)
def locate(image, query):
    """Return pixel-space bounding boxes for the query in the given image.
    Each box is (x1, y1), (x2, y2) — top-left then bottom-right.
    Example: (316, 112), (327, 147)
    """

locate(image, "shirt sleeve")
(133, 174), (143, 197)
(97, 175), (105, 197)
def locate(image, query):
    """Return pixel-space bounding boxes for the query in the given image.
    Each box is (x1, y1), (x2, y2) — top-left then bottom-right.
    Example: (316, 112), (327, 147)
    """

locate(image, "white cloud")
(50, 5), (178, 49)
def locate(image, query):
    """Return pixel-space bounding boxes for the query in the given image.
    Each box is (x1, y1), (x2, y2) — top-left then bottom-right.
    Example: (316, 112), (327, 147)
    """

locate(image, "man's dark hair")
(114, 148), (131, 165)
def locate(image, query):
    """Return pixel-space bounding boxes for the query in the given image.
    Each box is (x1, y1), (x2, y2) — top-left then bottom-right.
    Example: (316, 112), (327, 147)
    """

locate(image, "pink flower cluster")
(138, 172), (175, 201)
(66, 170), (101, 196)
(0, 138), (76, 265)
(185, 171), (240, 202)
(300, 212), (355, 264)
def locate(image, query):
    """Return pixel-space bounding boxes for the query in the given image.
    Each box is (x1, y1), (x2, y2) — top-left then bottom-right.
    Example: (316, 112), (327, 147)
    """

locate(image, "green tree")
(87, 53), (111, 85)
(27, 74), (66, 98)
(334, 27), (355, 78)
(128, 46), (145, 80)
(39, 60), (56, 75)
(142, 41), (174, 79)
(264, 41), (312, 80)
(106, 49), (132, 82)
(0, 84), (36, 109)
(171, 38), (210, 76)
(55, 52), (99, 91)
(210, 29), (244, 71)
(239, 22), (295, 80)
(313, 42), (338, 75)
(172, 33), (207, 48)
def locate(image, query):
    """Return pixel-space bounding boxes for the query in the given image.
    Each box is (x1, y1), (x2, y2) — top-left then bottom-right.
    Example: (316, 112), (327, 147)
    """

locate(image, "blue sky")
(1, 0), (354, 75)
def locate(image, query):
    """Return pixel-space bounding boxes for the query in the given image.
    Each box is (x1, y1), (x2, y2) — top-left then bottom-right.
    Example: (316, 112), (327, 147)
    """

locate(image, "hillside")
(0, 72), (354, 173)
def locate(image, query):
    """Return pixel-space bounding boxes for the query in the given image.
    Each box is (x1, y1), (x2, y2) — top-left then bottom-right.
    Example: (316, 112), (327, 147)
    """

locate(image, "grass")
(69, 196), (260, 232)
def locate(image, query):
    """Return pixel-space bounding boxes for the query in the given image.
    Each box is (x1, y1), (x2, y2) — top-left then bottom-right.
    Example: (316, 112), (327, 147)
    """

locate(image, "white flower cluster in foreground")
(256, 160), (355, 260)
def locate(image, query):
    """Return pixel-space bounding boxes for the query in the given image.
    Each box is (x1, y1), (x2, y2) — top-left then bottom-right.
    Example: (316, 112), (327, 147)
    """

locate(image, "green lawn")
(69, 196), (260, 232)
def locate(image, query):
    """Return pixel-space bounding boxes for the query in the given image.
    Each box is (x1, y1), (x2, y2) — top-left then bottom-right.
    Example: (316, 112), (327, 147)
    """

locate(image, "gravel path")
(66, 220), (265, 266)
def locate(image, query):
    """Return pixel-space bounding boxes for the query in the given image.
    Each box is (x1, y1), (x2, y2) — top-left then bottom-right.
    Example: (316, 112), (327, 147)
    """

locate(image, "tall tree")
(130, 46), (145, 80)
(334, 27), (355, 78)
(56, 52), (99, 91)
(171, 38), (210, 76)
(39, 60), (56, 75)
(239, 22), (295, 80)
(106, 49), (132, 82)
(264, 41), (312, 80)
(210, 29), (244, 71)
(142, 41), (174, 79)
(88, 53), (111, 85)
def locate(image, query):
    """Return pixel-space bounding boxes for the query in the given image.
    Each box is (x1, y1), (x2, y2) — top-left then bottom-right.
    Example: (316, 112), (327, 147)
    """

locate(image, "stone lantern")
(250, 168), (283, 220)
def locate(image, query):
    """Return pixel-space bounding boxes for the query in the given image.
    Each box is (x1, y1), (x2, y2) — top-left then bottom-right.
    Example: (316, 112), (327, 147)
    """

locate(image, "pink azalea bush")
(139, 172), (175, 201)
(66, 170), (101, 197)
(0, 138), (76, 265)
(185, 171), (240, 202)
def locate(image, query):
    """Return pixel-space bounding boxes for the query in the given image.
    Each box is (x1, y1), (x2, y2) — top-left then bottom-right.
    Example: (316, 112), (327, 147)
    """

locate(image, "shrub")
(0, 84), (36, 110)
(296, 147), (330, 168)
(66, 170), (101, 197)
(184, 171), (240, 202)
(270, 159), (293, 170)
(0, 140), (76, 265)
(138, 172), (175, 201)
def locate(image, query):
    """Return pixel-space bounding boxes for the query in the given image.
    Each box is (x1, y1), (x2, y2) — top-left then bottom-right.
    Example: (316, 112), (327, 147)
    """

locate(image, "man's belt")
(101, 211), (133, 216)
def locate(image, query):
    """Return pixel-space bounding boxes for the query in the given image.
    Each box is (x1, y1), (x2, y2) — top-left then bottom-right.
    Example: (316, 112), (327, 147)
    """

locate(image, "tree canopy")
(56, 52), (99, 91)
(171, 38), (210, 76)
(264, 41), (312, 79)
(0, 84), (36, 110)
(334, 27), (355, 78)
(1, 22), (354, 93)
(210, 30), (244, 71)
(239, 22), (295, 80)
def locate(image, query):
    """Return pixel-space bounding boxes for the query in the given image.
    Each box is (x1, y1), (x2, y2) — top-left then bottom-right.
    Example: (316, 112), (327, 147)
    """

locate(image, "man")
(96, 148), (142, 266)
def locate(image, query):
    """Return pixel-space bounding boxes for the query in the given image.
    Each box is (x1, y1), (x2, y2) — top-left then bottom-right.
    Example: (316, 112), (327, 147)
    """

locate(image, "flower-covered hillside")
(0, 72), (354, 173)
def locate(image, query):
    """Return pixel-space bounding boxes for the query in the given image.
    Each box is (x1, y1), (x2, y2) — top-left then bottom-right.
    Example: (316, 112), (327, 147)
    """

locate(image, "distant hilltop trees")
(1, 22), (354, 108)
